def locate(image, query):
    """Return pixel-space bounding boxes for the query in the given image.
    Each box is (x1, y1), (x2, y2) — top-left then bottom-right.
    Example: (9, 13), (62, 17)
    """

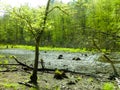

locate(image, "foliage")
(0, 0), (120, 50)
(54, 69), (68, 79)
(102, 82), (115, 90)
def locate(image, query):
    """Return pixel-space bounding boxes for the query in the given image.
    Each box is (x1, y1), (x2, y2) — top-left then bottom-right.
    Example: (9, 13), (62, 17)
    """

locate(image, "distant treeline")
(0, 0), (120, 51)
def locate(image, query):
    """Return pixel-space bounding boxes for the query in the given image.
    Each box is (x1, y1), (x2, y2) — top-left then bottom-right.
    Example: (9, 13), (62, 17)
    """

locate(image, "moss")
(54, 69), (68, 79)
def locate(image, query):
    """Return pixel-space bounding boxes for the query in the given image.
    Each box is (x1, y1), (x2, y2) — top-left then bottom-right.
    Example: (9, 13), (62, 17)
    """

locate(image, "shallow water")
(0, 49), (119, 75)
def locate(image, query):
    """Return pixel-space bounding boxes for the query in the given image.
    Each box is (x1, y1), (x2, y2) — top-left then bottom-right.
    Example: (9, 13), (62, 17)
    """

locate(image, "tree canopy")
(0, 0), (120, 51)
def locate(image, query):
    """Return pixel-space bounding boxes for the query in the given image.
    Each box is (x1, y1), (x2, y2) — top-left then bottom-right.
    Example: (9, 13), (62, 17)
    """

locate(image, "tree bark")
(29, 0), (51, 85)
(29, 39), (40, 84)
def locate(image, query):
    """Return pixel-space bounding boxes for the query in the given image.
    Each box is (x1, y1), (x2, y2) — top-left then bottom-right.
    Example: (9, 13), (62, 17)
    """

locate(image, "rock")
(58, 55), (63, 59)
(72, 57), (81, 61)
(67, 81), (76, 85)
(44, 51), (47, 53)
(84, 54), (87, 57)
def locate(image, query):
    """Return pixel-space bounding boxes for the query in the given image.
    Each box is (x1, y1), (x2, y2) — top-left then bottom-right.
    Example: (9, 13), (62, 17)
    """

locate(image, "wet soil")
(0, 49), (120, 90)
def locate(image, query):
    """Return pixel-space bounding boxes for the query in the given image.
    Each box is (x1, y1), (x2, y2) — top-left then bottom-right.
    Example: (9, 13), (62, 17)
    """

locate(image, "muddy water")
(0, 49), (120, 75)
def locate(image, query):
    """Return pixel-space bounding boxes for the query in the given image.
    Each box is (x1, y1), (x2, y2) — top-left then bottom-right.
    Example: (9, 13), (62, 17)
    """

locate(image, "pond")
(0, 48), (120, 75)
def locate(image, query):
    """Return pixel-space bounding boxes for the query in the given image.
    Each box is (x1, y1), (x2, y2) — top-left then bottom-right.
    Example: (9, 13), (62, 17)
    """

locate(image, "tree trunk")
(28, 0), (52, 85)
(29, 39), (40, 84)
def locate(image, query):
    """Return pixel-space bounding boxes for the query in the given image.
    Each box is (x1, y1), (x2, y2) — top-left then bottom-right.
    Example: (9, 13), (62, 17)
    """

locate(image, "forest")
(0, 0), (119, 51)
(0, 0), (120, 90)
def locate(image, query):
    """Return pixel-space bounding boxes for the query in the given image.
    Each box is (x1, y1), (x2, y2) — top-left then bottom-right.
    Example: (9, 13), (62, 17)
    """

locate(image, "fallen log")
(11, 56), (100, 79)
(12, 56), (33, 70)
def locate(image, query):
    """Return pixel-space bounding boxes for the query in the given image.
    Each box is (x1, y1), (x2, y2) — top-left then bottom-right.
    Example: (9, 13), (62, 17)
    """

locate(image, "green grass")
(102, 82), (115, 90)
(0, 82), (37, 90)
(0, 44), (89, 53)
(15, 45), (87, 52)
(1, 44), (114, 53)
(0, 44), (119, 53)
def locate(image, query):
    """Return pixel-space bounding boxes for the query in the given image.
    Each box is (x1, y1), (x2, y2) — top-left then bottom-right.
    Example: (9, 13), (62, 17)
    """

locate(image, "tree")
(7, 0), (51, 84)
(9, 0), (68, 84)
(86, 0), (120, 51)
(29, 0), (51, 84)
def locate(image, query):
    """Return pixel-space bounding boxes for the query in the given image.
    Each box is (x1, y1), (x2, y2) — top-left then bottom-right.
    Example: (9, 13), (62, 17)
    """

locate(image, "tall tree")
(9, 0), (51, 84)
(29, 0), (51, 84)
(9, 0), (68, 84)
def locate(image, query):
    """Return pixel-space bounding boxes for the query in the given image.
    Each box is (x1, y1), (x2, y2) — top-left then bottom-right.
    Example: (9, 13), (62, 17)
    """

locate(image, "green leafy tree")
(8, 1), (51, 84)
(9, 0), (68, 84)
(86, 0), (120, 51)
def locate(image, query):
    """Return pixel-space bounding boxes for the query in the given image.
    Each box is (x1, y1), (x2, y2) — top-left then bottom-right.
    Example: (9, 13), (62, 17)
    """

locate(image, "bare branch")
(92, 38), (119, 76)
(12, 56), (33, 69)
(37, 5), (69, 38)
(48, 6), (69, 16)
(37, 0), (51, 38)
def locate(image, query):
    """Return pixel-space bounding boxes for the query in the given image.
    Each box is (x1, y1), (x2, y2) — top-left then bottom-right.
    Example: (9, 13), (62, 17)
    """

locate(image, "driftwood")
(12, 56), (33, 69)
